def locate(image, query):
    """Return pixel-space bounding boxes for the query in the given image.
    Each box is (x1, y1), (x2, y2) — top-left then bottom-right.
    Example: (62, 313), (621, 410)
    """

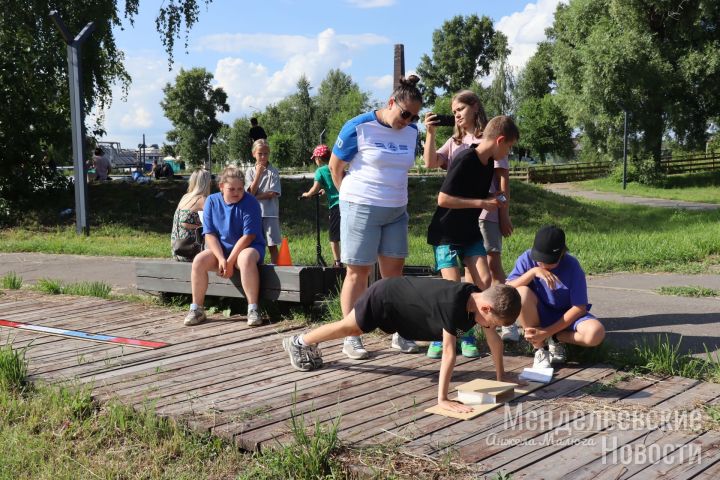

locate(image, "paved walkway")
(1, 252), (718, 355)
(544, 183), (720, 210)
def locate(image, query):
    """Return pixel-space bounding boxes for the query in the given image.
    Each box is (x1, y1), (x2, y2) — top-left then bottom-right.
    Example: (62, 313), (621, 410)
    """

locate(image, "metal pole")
(50, 11), (94, 236)
(207, 133), (214, 173)
(315, 194), (326, 267)
(622, 110), (628, 190)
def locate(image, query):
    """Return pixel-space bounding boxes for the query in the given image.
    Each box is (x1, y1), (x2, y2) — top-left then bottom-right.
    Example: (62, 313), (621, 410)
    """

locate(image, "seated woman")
(183, 165), (266, 327)
(171, 169), (212, 262)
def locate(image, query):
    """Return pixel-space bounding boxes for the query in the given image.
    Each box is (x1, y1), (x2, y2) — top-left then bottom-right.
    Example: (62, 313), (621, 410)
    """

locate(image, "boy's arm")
(302, 181), (323, 197)
(438, 192), (500, 211)
(438, 330), (474, 413)
(483, 326), (526, 385)
(525, 305), (588, 345)
(496, 167), (513, 236)
(506, 266), (559, 290)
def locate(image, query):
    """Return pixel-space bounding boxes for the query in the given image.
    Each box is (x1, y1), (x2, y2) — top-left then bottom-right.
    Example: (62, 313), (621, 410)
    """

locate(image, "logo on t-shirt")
(387, 142), (397, 152)
(336, 138), (343, 148)
(374, 142), (386, 148)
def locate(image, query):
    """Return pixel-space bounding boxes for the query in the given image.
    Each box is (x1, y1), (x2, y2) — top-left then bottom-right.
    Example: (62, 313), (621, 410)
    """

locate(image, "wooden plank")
(479, 376), (702, 476)
(206, 347), (497, 450)
(399, 365), (615, 458)
(28, 319), (297, 381)
(260, 356), (534, 452)
(153, 336), (396, 415)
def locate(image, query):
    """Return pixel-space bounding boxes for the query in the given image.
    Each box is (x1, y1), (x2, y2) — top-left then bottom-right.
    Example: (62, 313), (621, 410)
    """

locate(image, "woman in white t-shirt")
(328, 75), (423, 360)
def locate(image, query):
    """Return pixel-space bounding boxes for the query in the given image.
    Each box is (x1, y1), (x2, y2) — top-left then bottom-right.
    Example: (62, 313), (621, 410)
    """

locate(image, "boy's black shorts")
(352, 281), (397, 334)
(328, 205), (340, 242)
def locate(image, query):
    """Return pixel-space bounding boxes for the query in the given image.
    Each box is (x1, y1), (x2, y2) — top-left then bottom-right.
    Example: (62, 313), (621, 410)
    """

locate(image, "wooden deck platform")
(2, 290), (719, 478)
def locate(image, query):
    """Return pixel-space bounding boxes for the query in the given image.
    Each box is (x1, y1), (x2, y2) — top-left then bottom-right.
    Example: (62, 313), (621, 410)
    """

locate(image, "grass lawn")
(1, 176), (720, 275)
(580, 170), (720, 204)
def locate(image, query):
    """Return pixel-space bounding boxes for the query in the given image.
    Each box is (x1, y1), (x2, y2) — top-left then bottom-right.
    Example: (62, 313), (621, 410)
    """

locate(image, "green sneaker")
(459, 337), (480, 358)
(426, 341), (443, 359)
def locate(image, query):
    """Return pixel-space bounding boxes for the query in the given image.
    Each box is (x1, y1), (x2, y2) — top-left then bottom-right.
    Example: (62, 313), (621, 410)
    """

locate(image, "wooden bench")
(135, 261), (344, 306)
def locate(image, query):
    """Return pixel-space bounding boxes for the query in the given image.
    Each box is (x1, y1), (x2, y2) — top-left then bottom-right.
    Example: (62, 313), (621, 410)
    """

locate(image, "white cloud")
(120, 105), (153, 128)
(496, 0), (568, 71)
(366, 74), (393, 90)
(92, 53), (180, 148)
(213, 28), (389, 118)
(346, 0), (395, 8)
(196, 31), (388, 60)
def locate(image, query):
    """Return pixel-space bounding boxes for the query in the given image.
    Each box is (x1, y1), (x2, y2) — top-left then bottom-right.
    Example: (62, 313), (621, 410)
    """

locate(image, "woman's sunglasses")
(393, 99), (420, 123)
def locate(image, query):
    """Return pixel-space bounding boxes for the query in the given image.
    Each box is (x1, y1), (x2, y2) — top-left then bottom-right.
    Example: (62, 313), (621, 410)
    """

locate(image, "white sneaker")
(342, 336), (369, 360)
(500, 324), (520, 342)
(247, 309), (262, 326)
(183, 308), (206, 326)
(533, 348), (552, 369)
(391, 333), (420, 353)
(548, 337), (566, 364)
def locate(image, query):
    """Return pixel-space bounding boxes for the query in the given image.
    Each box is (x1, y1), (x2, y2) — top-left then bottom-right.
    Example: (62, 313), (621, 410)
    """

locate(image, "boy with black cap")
(506, 225), (605, 368)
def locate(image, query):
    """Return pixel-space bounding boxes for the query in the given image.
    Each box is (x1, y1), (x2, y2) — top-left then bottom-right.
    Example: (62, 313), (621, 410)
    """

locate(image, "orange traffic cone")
(276, 237), (293, 266)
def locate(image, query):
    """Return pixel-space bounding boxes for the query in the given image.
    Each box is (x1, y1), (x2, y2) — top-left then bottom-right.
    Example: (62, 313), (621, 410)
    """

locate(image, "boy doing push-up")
(282, 276), (522, 413)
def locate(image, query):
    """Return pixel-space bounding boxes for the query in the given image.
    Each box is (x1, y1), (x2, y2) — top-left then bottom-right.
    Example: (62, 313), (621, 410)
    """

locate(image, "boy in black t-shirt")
(282, 277), (522, 414)
(425, 115), (520, 360)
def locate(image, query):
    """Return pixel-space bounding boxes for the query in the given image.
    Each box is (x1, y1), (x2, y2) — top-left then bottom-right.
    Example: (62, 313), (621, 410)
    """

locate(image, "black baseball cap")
(531, 225), (566, 264)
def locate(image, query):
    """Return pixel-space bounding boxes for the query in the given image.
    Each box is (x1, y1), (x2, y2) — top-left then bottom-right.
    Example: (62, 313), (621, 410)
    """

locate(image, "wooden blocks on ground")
(425, 379), (546, 420)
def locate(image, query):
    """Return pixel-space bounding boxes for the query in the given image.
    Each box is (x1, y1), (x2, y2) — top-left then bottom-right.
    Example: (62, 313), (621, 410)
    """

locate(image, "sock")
(190, 303), (199, 311)
(248, 303), (258, 312)
(296, 335), (308, 346)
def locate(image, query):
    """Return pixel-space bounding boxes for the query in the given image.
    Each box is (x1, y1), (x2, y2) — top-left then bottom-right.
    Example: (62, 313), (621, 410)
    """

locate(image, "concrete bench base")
(136, 261), (344, 305)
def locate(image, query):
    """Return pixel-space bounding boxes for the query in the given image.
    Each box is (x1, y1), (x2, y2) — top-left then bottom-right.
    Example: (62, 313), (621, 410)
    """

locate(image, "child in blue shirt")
(184, 165), (266, 327)
(506, 225), (605, 368)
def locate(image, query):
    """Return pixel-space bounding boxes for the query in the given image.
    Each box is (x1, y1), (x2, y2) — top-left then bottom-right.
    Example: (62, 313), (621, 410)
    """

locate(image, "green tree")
(483, 34), (516, 117)
(516, 95), (574, 162)
(161, 68), (229, 166)
(417, 14), (504, 104)
(550, 0), (720, 164)
(325, 88), (370, 147)
(0, 0), (210, 205)
(514, 41), (573, 161)
(292, 76), (316, 165)
(228, 117), (253, 162)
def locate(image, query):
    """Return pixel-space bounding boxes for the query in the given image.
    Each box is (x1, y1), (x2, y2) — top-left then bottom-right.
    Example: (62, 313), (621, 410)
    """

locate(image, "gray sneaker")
(533, 348), (552, 369)
(391, 333), (420, 353)
(548, 337), (566, 364)
(283, 335), (323, 371)
(500, 324), (520, 342)
(184, 308), (206, 326)
(247, 309), (262, 326)
(342, 336), (369, 359)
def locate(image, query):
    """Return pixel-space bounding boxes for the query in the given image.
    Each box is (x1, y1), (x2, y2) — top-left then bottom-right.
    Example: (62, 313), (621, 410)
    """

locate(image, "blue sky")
(98, 0), (565, 148)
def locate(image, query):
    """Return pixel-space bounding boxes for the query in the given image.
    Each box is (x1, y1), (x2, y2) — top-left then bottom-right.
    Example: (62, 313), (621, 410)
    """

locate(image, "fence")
(660, 152), (720, 174)
(510, 161), (611, 184)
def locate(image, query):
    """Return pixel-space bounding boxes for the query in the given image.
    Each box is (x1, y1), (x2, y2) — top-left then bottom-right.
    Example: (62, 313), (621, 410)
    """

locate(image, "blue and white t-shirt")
(332, 111), (418, 208)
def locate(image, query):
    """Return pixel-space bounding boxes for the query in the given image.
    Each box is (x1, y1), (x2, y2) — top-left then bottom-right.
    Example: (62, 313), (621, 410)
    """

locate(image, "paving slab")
(544, 183), (720, 210)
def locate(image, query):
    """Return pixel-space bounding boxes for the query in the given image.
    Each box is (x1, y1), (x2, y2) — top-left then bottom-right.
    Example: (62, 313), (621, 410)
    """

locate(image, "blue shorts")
(433, 240), (487, 271)
(539, 308), (596, 332)
(340, 200), (408, 266)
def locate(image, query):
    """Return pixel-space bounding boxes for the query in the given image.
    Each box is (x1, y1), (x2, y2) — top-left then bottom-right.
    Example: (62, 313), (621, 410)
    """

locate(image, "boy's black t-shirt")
(426, 146), (495, 246)
(354, 277), (478, 341)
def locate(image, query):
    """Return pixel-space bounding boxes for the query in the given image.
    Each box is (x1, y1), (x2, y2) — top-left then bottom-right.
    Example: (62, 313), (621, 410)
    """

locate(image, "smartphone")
(433, 114), (455, 127)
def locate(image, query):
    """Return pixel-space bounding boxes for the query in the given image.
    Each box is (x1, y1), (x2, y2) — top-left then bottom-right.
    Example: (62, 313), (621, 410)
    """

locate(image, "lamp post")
(622, 110), (628, 190)
(50, 11), (94, 236)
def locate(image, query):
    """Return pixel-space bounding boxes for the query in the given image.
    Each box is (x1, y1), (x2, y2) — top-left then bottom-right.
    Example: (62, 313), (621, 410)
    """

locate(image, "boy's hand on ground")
(438, 399), (474, 414)
(532, 267), (559, 289)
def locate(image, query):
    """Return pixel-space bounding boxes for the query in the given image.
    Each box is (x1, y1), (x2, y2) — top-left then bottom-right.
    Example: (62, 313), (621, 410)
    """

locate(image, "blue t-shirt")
(332, 111), (418, 208)
(202, 192), (265, 257)
(507, 249), (591, 324)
